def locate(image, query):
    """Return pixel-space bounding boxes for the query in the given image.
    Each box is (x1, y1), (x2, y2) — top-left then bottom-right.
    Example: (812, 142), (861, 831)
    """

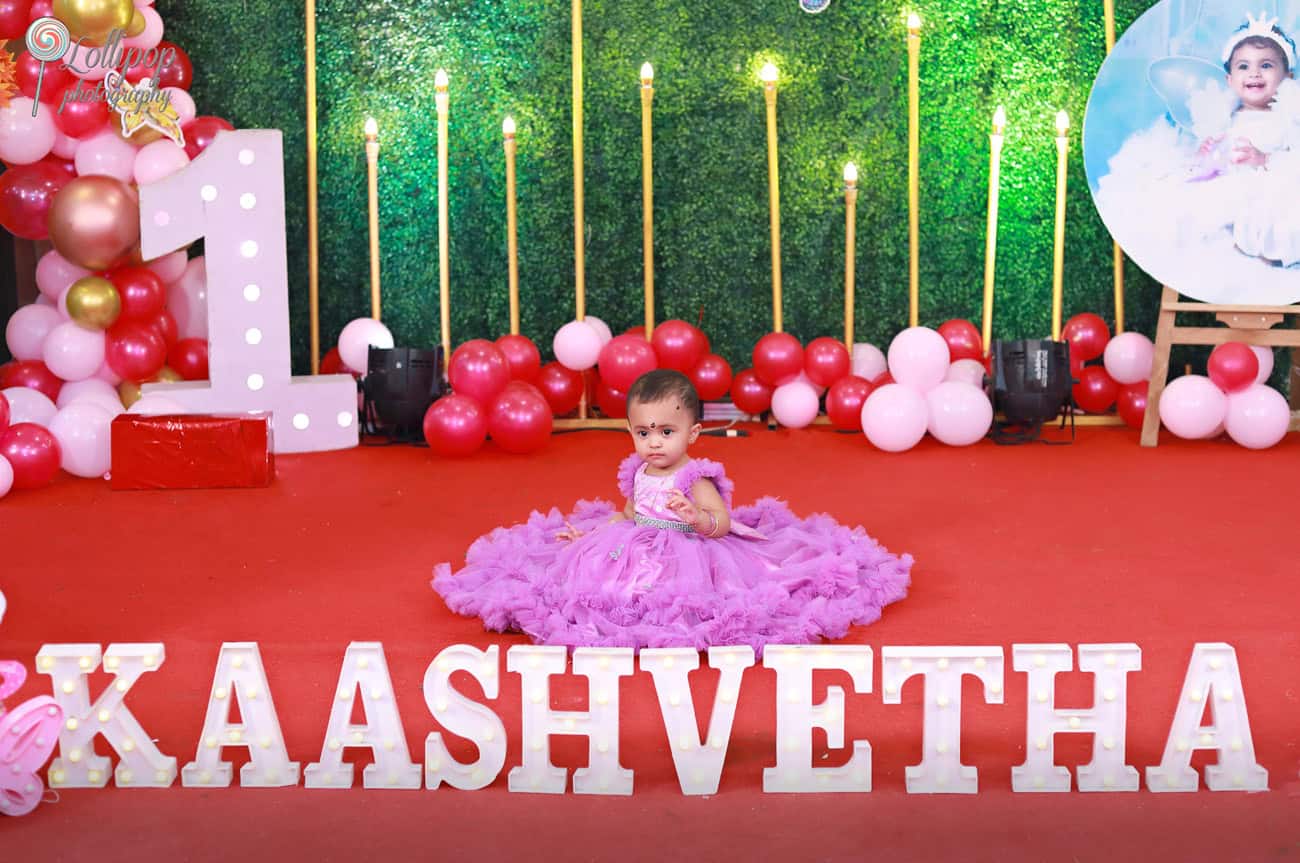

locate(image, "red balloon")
(1062, 313), (1111, 363)
(0, 160), (71, 240)
(423, 393), (488, 457)
(804, 337), (851, 388)
(51, 85), (110, 139)
(826, 375), (873, 431)
(181, 116), (235, 161)
(37, 154), (78, 177)
(320, 347), (359, 377)
(0, 359), (62, 402)
(535, 362), (584, 415)
(448, 339), (511, 406)
(937, 319), (983, 363)
(487, 386), (552, 454)
(0, 422), (61, 489)
(689, 353), (733, 402)
(109, 266), (166, 321)
(651, 319), (707, 373)
(730, 368), (773, 415)
(623, 326), (647, 339)
(1072, 365), (1119, 414)
(154, 41), (193, 90)
(0, 390), (9, 431)
(26, 0), (48, 21)
(0, 0), (31, 39)
(870, 371), (894, 389)
(752, 332), (803, 386)
(494, 334), (542, 382)
(106, 321), (167, 383)
(149, 309), (178, 347)
(16, 50), (74, 102)
(1116, 381), (1149, 430)
(1207, 342), (1259, 394)
(598, 334), (657, 392)
(168, 338), (209, 380)
(595, 379), (628, 419)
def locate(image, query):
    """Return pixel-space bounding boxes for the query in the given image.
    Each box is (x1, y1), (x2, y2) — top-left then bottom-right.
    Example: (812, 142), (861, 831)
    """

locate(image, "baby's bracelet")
(702, 510), (718, 537)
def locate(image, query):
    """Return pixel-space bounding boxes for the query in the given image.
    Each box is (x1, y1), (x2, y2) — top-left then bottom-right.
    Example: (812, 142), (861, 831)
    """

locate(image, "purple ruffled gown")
(431, 455), (912, 652)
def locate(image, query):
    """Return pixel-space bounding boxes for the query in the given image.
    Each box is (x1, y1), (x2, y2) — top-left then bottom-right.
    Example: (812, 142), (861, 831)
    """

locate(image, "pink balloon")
(167, 256), (208, 340)
(887, 327), (951, 391)
(553, 320), (603, 371)
(861, 384), (928, 452)
(1101, 332), (1155, 385)
(163, 87), (196, 125)
(0, 98), (57, 165)
(47, 401), (113, 477)
(337, 317), (394, 376)
(770, 381), (820, 428)
(583, 315), (614, 346)
(56, 377), (122, 414)
(0, 391), (7, 431)
(123, 4), (163, 49)
(1157, 375), (1227, 440)
(1224, 384), (1290, 450)
(74, 130), (139, 184)
(944, 358), (987, 388)
(42, 320), (106, 382)
(926, 381), (993, 446)
(1250, 346), (1274, 384)
(133, 139), (191, 186)
(51, 131), (80, 160)
(36, 250), (91, 300)
(146, 250), (188, 285)
(5, 303), (62, 360)
(850, 343), (887, 381)
(0, 454), (11, 498)
(93, 361), (122, 386)
(1, 386), (57, 427)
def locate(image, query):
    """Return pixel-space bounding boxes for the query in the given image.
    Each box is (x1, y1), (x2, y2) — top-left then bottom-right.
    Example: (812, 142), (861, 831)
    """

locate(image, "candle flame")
(759, 62), (779, 84)
(641, 62), (654, 84)
(992, 105), (1006, 135)
(364, 117), (378, 138)
(907, 12), (921, 33)
(843, 161), (858, 184)
(1055, 110), (1070, 135)
(503, 116), (516, 137)
(435, 68), (449, 91)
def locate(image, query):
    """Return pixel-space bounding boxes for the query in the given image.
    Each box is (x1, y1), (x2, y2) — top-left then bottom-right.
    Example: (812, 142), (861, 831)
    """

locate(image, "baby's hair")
(627, 369), (702, 425)
(1225, 32), (1292, 74)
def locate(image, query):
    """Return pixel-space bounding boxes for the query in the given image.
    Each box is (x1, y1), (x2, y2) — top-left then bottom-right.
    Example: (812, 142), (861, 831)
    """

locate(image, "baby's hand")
(665, 490), (698, 525)
(1231, 138), (1268, 168)
(555, 521), (583, 542)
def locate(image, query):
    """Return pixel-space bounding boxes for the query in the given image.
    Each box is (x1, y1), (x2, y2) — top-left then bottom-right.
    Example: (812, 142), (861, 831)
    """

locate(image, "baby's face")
(627, 397), (699, 471)
(1227, 43), (1287, 109)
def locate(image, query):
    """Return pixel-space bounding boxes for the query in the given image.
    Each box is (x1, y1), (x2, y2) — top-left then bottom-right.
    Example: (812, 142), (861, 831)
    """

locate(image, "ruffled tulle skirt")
(432, 497), (912, 652)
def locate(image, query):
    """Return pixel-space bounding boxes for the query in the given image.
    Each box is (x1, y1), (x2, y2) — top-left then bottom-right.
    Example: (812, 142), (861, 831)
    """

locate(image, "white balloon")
(0, 455), (12, 499)
(944, 358), (987, 388)
(337, 317), (395, 375)
(47, 402), (114, 478)
(168, 256), (208, 340)
(1250, 346), (1274, 384)
(584, 315), (614, 346)
(5, 304), (63, 361)
(2, 386), (58, 427)
(42, 321), (106, 382)
(58, 378), (124, 417)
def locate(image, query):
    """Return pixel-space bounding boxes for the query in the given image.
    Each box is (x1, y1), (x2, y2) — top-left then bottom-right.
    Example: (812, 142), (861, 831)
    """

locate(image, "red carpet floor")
(2, 425), (1299, 861)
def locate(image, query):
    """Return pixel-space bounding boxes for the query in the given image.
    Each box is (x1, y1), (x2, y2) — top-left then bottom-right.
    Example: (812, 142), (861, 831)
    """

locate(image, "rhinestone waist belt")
(633, 514), (696, 533)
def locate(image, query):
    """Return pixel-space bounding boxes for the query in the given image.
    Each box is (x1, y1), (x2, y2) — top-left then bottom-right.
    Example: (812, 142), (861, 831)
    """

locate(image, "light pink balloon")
(146, 250), (188, 285)
(887, 327), (951, 392)
(94, 361), (123, 386)
(167, 256), (208, 339)
(1250, 346), (1274, 384)
(35, 295), (55, 308)
(337, 317), (394, 375)
(56, 285), (74, 319)
(134, 139), (191, 186)
(851, 342), (887, 381)
(0, 455), (12, 499)
(2, 386), (58, 427)
(42, 321), (106, 382)
(1157, 374), (1227, 440)
(553, 320), (603, 371)
(1102, 332), (1154, 385)
(124, 4), (164, 49)
(47, 402), (114, 478)
(770, 381), (820, 428)
(74, 130), (140, 183)
(1224, 384), (1290, 450)
(944, 358), (986, 388)
(784, 369), (826, 396)
(51, 131), (80, 160)
(36, 251), (91, 301)
(583, 315), (614, 346)
(163, 87), (196, 126)
(5, 304), (63, 361)
(861, 383), (928, 452)
(0, 98), (57, 164)
(57, 377), (123, 415)
(926, 381), (993, 446)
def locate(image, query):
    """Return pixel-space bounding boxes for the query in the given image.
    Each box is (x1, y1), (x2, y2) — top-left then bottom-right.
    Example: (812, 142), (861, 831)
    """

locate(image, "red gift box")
(110, 413), (275, 491)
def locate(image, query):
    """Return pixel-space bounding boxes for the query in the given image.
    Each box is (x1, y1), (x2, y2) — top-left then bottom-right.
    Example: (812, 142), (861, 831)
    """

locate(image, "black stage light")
(362, 347), (444, 443)
(988, 339), (1076, 444)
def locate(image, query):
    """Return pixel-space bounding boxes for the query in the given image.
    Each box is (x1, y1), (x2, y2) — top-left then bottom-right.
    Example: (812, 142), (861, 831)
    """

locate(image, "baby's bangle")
(702, 510), (718, 538)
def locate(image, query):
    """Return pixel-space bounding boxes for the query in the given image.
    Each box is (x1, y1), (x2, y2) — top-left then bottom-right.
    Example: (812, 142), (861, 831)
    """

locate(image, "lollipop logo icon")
(24, 17), (71, 115)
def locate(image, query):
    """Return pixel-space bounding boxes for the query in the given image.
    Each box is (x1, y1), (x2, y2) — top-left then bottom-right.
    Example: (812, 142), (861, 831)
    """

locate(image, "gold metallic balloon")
(125, 7), (145, 37)
(153, 366), (182, 383)
(53, 0), (135, 44)
(47, 176), (140, 270)
(118, 380), (141, 409)
(66, 276), (121, 330)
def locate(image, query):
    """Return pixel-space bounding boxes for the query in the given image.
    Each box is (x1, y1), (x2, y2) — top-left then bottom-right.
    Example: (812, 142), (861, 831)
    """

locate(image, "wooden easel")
(1140, 286), (1300, 446)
